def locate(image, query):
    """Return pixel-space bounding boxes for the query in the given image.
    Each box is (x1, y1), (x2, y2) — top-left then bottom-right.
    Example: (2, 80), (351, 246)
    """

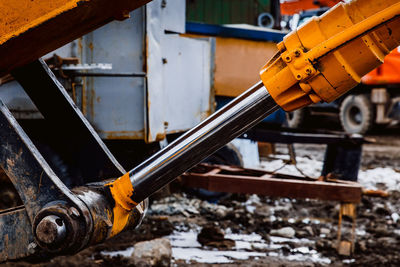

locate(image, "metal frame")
(182, 163), (362, 203)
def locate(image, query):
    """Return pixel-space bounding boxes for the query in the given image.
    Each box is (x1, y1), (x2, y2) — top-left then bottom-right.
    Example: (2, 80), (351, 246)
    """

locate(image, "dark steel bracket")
(0, 99), (92, 260)
(11, 59), (125, 183)
(0, 59), (134, 261)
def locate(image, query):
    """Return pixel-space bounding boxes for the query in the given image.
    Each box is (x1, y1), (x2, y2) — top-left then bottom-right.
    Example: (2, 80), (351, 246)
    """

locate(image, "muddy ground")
(2, 119), (400, 266)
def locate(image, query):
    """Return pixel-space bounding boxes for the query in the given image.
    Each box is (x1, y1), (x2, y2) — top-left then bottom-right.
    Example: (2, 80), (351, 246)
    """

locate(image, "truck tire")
(286, 108), (309, 128)
(339, 94), (374, 134)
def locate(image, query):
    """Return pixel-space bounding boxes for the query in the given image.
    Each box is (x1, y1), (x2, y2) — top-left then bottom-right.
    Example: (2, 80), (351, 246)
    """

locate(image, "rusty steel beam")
(182, 164), (362, 203)
(0, 0), (151, 76)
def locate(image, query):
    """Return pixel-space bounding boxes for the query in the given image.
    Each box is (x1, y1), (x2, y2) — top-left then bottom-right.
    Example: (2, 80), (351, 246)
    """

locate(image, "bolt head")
(35, 215), (67, 245)
(294, 49), (302, 57)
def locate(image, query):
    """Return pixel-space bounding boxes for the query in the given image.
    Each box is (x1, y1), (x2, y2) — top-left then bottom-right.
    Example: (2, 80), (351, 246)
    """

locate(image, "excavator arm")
(1, 0), (400, 262)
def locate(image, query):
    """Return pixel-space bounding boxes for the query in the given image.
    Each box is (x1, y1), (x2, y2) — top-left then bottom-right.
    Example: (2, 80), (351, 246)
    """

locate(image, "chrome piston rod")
(129, 81), (279, 203)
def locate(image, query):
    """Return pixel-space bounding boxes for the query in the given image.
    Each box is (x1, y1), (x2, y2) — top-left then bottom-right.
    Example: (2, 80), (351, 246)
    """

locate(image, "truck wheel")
(339, 94), (374, 134)
(286, 108), (309, 128)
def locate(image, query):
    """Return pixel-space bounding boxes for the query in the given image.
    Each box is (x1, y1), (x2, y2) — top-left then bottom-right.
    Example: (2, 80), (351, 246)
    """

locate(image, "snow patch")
(261, 156), (400, 191)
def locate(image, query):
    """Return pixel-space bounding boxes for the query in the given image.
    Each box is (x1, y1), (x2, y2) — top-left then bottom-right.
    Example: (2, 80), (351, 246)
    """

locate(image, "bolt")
(294, 49), (301, 57)
(35, 215), (67, 245)
(296, 74), (303, 80)
(305, 68), (313, 75)
(284, 55), (292, 63)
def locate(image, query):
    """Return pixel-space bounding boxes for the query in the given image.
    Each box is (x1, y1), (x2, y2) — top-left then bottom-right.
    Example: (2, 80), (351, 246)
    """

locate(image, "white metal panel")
(146, 0), (212, 142)
(146, 1), (165, 142)
(162, 35), (212, 133)
(162, 0), (186, 33)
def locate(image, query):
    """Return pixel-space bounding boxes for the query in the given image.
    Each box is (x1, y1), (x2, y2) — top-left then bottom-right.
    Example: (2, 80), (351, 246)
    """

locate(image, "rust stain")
(89, 77), (95, 120)
(88, 42), (94, 51)
(100, 130), (144, 140)
(6, 159), (15, 168)
(155, 132), (166, 141)
(37, 170), (44, 196)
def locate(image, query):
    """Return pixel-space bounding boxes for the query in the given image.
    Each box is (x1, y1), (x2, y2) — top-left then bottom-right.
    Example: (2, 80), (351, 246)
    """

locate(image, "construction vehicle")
(1, 0), (400, 262)
(282, 0), (400, 134)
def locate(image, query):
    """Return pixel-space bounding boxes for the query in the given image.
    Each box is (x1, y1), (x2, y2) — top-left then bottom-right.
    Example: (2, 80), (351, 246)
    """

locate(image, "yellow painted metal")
(0, 0), (150, 76)
(260, 0), (400, 111)
(106, 172), (138, 237)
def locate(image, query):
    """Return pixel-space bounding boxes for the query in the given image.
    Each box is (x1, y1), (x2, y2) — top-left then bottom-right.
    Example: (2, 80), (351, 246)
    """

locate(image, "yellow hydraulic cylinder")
(260, 0), (400, 111)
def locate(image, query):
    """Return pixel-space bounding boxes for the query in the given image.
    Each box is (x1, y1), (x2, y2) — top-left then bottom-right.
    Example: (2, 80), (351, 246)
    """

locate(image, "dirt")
(2, 131), (400, 266)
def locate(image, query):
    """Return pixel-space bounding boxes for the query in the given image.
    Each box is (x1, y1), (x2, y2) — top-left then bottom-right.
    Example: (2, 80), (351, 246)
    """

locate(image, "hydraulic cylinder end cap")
(260, 0), (400, 112)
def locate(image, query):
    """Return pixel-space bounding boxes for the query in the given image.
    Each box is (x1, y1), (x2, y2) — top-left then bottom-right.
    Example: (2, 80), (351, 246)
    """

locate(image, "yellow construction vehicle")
(0, 0), (400, 261)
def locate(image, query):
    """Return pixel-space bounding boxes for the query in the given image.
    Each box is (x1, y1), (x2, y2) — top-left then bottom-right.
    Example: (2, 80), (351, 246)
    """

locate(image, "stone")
(270, 227), (296, 238)
(304, 226), (314, 236)
(320, 227), (330, 235)
(358, 240), (367, 252)
(197, 225), (235, 249)
(378, 237), (397, 247)
(132, 238), (172, 267)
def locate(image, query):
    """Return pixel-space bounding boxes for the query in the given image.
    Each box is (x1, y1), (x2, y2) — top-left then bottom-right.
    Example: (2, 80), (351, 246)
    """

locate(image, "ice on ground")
(226, 232), (263, 242)
(168, 230), (331, 264)
(169, 230), (202, 248)
(287, 253), (331, 265)
(172, 248), (266, 263)
(358, 167), (400, 191)
(260, 155), (322, 178)
(169, 231), (266, 263)
(260, 155), (400, 191)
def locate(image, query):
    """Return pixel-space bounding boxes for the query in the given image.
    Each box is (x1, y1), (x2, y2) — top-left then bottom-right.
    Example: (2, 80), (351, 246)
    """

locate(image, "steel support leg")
(12, 59), (125, 183)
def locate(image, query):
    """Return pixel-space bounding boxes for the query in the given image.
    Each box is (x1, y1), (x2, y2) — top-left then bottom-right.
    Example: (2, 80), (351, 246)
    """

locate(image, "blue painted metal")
(186, 22), (285, 42)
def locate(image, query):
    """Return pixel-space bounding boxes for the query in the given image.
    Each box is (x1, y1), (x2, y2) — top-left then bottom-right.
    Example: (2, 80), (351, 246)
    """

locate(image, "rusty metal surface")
(0, 0), (151, 76)
(0, 96), (94, 257)
(0, 207), (34, 261)
(182, 164), (363, 203)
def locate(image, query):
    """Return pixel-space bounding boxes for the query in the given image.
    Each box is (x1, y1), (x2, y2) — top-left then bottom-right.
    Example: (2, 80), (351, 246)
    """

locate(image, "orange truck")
(282, 0), (400, 134)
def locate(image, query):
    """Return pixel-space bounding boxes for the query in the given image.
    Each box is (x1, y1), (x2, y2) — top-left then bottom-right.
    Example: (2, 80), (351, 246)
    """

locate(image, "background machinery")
(0, 0), (400, 262)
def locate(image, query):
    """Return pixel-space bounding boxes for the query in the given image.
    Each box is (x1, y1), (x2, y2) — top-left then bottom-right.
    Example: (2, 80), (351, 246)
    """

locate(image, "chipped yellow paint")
(0, 0), (87, 45)
(106, 172), (138, 236)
